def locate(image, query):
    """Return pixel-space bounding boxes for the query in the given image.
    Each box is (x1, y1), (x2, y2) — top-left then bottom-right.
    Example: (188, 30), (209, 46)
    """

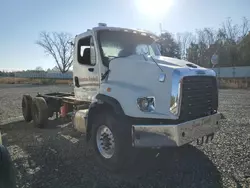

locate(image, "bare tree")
(241, 17), (250, 38)
(36, 32), (73, 73)
(176, 32), (194, 59)
(222, 17), (240, 43)
(203, 28), (216, 46)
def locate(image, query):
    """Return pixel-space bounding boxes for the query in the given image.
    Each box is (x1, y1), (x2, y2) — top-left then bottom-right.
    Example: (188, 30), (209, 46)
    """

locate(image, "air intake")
(186, 64), (197, 68)
(179, 76), (218, 121)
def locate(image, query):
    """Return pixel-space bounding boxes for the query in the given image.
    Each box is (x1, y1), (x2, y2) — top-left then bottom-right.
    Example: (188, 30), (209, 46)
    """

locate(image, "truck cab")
(71, 23), (221, 171)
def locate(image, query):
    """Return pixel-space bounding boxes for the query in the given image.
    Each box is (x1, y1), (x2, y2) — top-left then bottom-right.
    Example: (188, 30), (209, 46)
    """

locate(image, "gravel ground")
(0, 85), (71, 121)
(0, 85), (249, 188)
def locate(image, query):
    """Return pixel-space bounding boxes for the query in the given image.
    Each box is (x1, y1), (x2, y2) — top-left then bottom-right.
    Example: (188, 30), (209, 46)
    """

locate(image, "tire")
(22, 95), (32, 122)
(0, 145), (16, 188)
(32, 97), (48, 128)
(91, 112), (135, 172)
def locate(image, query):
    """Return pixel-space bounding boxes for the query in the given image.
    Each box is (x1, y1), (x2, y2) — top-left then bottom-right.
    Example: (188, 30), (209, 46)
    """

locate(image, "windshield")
(97, 30), (161, 65)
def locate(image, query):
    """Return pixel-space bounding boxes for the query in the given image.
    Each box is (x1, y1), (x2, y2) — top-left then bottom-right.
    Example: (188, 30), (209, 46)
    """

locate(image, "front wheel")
(96, 125), (115, 159)
(91, 112), (134, 172)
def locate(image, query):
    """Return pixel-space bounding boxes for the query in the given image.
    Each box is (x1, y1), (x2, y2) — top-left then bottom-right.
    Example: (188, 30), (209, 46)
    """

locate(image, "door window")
(77, 36), (96, 66)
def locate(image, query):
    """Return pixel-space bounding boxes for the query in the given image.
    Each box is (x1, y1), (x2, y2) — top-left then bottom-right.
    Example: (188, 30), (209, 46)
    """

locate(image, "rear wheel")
(91, 112), (135, 172)
(22, 95), (32, 122)
(32, 97), (48, 128)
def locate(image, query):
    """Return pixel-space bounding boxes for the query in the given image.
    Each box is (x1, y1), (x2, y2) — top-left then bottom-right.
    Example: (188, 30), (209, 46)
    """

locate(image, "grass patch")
(40, 78), (56, 85)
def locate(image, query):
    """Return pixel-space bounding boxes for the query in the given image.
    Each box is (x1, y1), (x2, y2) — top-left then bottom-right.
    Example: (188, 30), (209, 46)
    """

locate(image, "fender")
(95, 94), (125, 115)
(85, 94), (125, 141)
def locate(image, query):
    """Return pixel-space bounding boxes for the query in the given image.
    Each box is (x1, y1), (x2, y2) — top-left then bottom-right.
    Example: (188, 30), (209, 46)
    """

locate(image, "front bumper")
(132, 113), (222, 148)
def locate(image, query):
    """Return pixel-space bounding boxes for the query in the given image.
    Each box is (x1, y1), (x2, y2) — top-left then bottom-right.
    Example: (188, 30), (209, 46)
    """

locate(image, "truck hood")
(154, 56), (201, 68)
(109, 54), (202, 71)
(108, 55), (215, 78)
(105, 54), (215, 119)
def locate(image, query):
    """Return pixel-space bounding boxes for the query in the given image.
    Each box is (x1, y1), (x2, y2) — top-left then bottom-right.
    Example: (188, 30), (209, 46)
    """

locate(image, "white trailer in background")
(22, 23), (222, 171)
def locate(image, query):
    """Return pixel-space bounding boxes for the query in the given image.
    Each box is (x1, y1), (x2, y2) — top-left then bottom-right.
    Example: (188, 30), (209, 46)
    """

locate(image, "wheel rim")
(96, 125), (115, 159)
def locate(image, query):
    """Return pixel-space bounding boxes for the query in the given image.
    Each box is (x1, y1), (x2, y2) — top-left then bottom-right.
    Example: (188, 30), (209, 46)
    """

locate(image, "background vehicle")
(21, 23), (222, 171)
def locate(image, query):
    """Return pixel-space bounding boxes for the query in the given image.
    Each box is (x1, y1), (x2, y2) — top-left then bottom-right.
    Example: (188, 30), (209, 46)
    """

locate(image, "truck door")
(73, 34), (99, 101)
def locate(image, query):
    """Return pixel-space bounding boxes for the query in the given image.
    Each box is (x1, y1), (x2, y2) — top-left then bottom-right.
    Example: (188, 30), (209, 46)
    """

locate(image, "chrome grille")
(180, 76), (218, 121)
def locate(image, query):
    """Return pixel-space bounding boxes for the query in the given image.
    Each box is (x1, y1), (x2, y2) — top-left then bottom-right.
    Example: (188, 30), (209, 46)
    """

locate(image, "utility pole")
(159, 23), (162, 35)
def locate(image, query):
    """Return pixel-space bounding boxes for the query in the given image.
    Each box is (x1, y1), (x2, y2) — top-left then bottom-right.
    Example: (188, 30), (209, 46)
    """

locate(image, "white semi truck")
(22, 23), (222, 171)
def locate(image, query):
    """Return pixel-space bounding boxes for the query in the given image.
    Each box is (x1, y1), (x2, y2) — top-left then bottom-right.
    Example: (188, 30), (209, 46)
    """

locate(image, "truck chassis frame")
(22, 92), (90, 126)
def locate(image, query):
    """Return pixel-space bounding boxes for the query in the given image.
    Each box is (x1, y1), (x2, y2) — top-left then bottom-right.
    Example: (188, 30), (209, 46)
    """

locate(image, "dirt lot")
(0, 85), (249, 188)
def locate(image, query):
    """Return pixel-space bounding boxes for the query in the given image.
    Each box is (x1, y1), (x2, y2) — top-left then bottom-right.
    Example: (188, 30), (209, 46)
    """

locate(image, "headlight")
(137, 97), (155, 112)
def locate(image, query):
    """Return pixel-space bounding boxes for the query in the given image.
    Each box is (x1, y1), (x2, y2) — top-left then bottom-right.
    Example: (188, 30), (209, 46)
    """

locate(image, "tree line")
(159, 17), (250, 68)
(35, 17), (250, 73)
(0, 71), (15, 77)
(0, 69), (45, 77)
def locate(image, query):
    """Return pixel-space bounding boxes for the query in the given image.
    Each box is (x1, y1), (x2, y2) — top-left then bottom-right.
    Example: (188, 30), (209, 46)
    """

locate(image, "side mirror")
(156, 43), (162, 53)
(90, 46), (96, 65)
(141, 46), (149, 55)
(90, 38), (96, 65)
(136, 45), (149, 55)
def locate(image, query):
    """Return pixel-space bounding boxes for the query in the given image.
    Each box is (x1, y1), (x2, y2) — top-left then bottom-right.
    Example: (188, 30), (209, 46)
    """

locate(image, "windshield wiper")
(141, 53), (163, 72)
(107, 55), (132, 62)
(149, 55), (164, 72)
(108, 54), (163, 72)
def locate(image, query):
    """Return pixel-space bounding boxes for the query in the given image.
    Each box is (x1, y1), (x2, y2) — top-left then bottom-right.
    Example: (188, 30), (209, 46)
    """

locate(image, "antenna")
(159, 23), (163, 34)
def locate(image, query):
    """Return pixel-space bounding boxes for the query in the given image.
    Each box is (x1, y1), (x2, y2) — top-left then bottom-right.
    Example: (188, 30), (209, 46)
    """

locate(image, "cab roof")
(76, 26), (159, 40)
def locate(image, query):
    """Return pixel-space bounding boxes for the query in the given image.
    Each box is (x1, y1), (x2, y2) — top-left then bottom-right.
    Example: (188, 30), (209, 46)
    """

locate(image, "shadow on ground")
(0, 120), (222, 188)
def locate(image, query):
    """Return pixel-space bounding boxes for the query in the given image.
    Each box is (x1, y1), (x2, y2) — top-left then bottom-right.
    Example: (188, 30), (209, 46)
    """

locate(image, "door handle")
(74, 76), (80, 87)
(88, 68), (94, 72)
